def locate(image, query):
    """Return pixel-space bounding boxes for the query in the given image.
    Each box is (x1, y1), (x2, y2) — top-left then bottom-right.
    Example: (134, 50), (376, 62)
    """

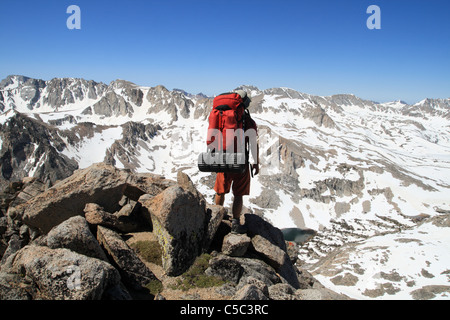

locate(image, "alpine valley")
(1, 75), (449, 300)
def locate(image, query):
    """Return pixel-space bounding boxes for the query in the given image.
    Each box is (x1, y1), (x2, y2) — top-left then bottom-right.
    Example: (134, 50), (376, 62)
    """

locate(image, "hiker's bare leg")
(232, 195), (243, 220)
(215, 193), (225, 206)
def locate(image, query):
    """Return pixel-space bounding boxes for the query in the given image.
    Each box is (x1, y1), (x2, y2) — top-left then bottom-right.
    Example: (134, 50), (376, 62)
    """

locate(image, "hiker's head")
(235, 90), (251, 109)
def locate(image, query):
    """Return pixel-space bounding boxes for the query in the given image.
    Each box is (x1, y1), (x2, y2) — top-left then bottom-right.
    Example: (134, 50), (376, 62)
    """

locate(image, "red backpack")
(207, 92), (246, 153)
(198, 92), (249, 174)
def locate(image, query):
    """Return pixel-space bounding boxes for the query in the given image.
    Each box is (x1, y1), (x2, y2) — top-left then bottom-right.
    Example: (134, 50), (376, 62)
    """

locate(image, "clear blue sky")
(0, 0), (449, 104)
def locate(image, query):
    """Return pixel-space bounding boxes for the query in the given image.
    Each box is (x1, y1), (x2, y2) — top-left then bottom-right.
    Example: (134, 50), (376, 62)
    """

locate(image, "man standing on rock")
(213, 90), (259, 234)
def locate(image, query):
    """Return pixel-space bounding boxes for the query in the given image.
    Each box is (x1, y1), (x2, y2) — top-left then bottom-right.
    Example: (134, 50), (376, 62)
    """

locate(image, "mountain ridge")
(2, 74), (449, 110)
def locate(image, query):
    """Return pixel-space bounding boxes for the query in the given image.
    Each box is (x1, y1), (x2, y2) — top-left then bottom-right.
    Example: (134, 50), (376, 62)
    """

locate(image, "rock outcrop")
(96, 226), (160, 292)
(139, 185), (206, 276)
(46, 216), (108, 261)
(17, 163), (172, 233)
(1, 245), (121, 300)
(0, 163), (349, 300)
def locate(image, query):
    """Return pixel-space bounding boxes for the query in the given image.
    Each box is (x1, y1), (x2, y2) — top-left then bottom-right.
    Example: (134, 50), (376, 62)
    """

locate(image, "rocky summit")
(0, 163), (349, 300)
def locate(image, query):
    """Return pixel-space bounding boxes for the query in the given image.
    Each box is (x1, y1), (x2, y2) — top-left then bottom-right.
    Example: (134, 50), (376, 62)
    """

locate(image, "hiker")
(212, 90), (259, 234)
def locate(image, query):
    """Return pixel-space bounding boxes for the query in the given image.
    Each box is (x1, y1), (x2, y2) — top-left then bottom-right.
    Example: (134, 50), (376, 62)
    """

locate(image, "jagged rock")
(42, 78), (107, 109)
(203, 204), (227, 251)
(85, 203), (119, 227)
(92, 91), (133, 117)
(46, 216), (108, 261)
(105, 122), (162, 170)
(145, 85), (192, 121)
(244, 213), (286, 252)
(233, 284), (269, 300)
(222, 233), (251, 257)
(109, 80), (144, 107)
(251, 234), (300, 289)
(18, 163), (170, 233)
(140, 185), (206, 276)
(237, 257), (282, 288)
(307, 104), (336, 128)
(177, 170), (205, 205)
(96, 226), (160, 293)
(243, 213), (300, 288)
(84, 202), (143, 233)
(1, 245), (120, 300)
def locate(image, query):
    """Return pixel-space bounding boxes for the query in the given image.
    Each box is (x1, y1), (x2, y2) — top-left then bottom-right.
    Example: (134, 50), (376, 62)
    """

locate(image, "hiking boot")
(231, 219), (247, 234)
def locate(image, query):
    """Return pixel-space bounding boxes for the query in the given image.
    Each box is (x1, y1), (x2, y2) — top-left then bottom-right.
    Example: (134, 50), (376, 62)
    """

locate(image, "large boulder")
(222, 233), (251, 257)
(244, 213), (300, 289)
(177, 170), (226, 252)
(140, 185), (206, 276)
(251, 235), (300, 289)
(1, 245), (121, 300)
(96, 226), (160, 293)
(17, 163), (173, 233)
(46, 216), (108, 261)
(244, 213), (286, 251)
(206, 254), (282, 288)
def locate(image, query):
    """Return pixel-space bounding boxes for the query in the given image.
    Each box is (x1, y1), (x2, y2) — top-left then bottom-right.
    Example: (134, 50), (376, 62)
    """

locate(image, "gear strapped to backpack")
(198, 91), (251, 174)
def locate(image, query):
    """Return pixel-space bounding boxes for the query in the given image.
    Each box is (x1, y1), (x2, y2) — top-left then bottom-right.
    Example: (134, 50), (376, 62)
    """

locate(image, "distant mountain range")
(1, 74), (449, 299)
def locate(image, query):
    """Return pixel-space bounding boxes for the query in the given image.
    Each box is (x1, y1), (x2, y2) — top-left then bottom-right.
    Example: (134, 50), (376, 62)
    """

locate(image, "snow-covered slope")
(1, 75), (449, 299)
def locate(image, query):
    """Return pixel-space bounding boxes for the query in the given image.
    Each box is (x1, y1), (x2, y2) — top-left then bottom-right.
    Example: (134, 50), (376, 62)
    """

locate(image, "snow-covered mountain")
(1, 75), (449, 299)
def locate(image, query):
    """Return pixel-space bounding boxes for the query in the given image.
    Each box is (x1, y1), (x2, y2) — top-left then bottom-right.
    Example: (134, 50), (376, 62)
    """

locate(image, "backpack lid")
(234, 90), (251, 109)
(234, 90), (247, 100)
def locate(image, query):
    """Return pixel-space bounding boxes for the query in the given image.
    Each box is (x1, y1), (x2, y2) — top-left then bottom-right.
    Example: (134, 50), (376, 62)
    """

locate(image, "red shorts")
(214, 166), (251, 196)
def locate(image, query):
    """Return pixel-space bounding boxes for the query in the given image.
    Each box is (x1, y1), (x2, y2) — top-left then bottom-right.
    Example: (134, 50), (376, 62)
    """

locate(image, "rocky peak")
(0, 75), (32, 89)
(107, 80), (143, 107)
(328, 94), (377, 108)
(92, 91), (134, 117)
(408, 98), (450, 119)
(263, 87), (310, 100)
(234, 85), (263, 97)
(0, 112), (78, 190)
(0, 164), (349, 300)
(146, 85), (192, 121)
